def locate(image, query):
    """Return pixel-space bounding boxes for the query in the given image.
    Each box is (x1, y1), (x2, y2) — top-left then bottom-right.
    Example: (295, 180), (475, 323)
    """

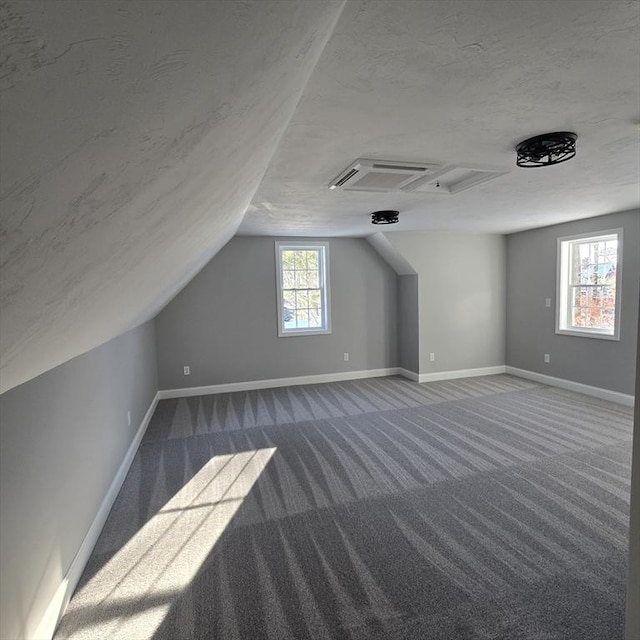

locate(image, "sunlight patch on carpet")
(60, 448), (276, 640)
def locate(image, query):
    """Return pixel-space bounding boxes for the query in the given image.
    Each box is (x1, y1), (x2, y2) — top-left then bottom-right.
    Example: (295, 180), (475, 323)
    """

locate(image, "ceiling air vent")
(329, 158), (442, 192)
(403, 164), (508, 195)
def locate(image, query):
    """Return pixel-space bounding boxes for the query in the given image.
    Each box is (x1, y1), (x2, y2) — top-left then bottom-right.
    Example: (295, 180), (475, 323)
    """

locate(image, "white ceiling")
(0, 0), (638, 394)
(240, 0), (640, 236)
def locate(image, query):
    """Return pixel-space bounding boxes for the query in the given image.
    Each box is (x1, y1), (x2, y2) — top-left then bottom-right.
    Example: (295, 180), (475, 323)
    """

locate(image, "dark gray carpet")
(55, 375), (633, 640)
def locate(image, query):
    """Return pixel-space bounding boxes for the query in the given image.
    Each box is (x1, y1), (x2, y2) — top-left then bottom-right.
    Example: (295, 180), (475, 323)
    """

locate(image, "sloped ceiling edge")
(0, 0), (346, 394)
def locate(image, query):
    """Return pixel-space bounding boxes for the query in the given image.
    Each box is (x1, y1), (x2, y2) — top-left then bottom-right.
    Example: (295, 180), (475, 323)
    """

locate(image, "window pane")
(283, 290), (295, 306)
(604, 240), (618, 265)
(601, 308), (616, 330)
(571, 304), (616, 330)
(571, 238), (618, 287)
(603, 286), (616, 303)
(281, 250), (296, 269)
(295, 310), (309, 328)
(283, 270), (295, 288)
(295, 270), (308, 288)
(572, 307), (587, 328)
(306, 270), (319, 288)
(307, 251), (319, 270)
(296, 290), (309, 308)
(294, 251), (306, 270)
(572, 286), (609, 308)
(309, 290), (320, 308)
(602, 267), (616, 285)
(572, 287), (585, 307)
(309, 309), (321, 327)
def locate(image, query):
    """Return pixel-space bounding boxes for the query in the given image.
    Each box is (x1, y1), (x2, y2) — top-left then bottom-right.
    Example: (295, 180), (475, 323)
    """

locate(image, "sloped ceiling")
(241, 0), (640, 236)
(1, 0), (639, 395)
(0, 0), (345, 393)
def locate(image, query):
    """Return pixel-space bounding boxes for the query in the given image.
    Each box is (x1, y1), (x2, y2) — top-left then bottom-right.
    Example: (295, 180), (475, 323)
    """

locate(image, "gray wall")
(506, 210), (639, 395)
(385, 233), (506, 374)
(398, 275), (419, 374)
(0, 321), (158, 640)
(156, 237), (398, 389)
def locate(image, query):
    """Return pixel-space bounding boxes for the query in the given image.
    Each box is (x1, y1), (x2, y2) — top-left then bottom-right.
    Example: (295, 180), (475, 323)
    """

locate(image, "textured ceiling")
(0, 0), (345, 393)
(1, 0), (638, 395)
(240, 0), (640, 237)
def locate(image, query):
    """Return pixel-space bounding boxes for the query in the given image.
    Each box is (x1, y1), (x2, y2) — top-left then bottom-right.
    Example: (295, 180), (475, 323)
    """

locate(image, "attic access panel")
(404, 165), (508, 195)
(328, 158), (443, 192)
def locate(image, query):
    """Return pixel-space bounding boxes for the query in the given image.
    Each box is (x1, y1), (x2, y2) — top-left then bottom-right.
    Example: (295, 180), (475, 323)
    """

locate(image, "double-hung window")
(276, 241), (331, 336)
(556, 229), (622, 340)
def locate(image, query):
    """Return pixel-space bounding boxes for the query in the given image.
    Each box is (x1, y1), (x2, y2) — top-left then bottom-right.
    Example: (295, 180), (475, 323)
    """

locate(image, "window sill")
(555, 328), (620, 341)
(278, 328), (332, 338)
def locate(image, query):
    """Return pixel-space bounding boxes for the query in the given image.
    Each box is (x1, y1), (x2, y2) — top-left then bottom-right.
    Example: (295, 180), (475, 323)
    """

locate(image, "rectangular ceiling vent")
(329, 158), (442, 192)
(403, 164), (508, 195)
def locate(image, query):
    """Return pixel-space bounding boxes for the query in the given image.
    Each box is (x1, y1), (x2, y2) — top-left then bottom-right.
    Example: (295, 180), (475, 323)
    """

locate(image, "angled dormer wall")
(397, 275), (420, 376)
(370, 232), (507, 379)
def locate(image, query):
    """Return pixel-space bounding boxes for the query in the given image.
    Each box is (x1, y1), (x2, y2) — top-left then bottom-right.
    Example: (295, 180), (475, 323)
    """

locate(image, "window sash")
(556, 229), (622, 339)
(276, 243), (330, 336)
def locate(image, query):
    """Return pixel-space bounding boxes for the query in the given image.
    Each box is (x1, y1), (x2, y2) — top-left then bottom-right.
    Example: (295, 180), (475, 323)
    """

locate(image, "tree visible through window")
(276, 242), (330, 336)
(557, 230), (622, 339)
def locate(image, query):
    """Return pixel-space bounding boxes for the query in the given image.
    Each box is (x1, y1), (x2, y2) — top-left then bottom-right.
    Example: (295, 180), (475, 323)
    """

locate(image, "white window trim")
(275, 241), (331, 337)
(555, 228), (623, 341)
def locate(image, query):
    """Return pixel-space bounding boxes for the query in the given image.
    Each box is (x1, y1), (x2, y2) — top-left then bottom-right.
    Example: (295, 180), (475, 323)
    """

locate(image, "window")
(276, 241), (331, 336)
(556, 229), (622, 340)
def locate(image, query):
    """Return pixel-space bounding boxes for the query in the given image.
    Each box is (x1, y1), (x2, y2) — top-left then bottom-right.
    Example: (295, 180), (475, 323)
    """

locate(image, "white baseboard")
(396, 367), (420, 382)
(505, 366), (634, 407)
(34, 392), (160, 640)
(158, 368), (403, 399)
(418, 365), (506, 384)
(158, 366), (518, 399)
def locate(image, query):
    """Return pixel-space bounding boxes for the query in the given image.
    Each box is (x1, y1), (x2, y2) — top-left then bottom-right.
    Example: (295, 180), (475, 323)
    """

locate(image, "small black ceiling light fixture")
(371, 210), (399, 225)
(515, 131), (577, 168)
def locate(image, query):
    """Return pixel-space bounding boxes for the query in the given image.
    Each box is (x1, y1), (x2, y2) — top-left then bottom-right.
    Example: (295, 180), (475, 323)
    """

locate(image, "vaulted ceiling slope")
(241, 0), (640, 237)
(0, 0), (346, 394)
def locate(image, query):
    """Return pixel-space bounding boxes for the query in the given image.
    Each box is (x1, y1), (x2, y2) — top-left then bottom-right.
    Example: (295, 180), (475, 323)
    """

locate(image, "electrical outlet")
(343, 352), (349, 361)
(429, 352), (435, 362)
(127, 410), (131, 427)
(183, 365), (190, 375)
(544, 354), (550, 364)
(545, 298), (551, 307)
